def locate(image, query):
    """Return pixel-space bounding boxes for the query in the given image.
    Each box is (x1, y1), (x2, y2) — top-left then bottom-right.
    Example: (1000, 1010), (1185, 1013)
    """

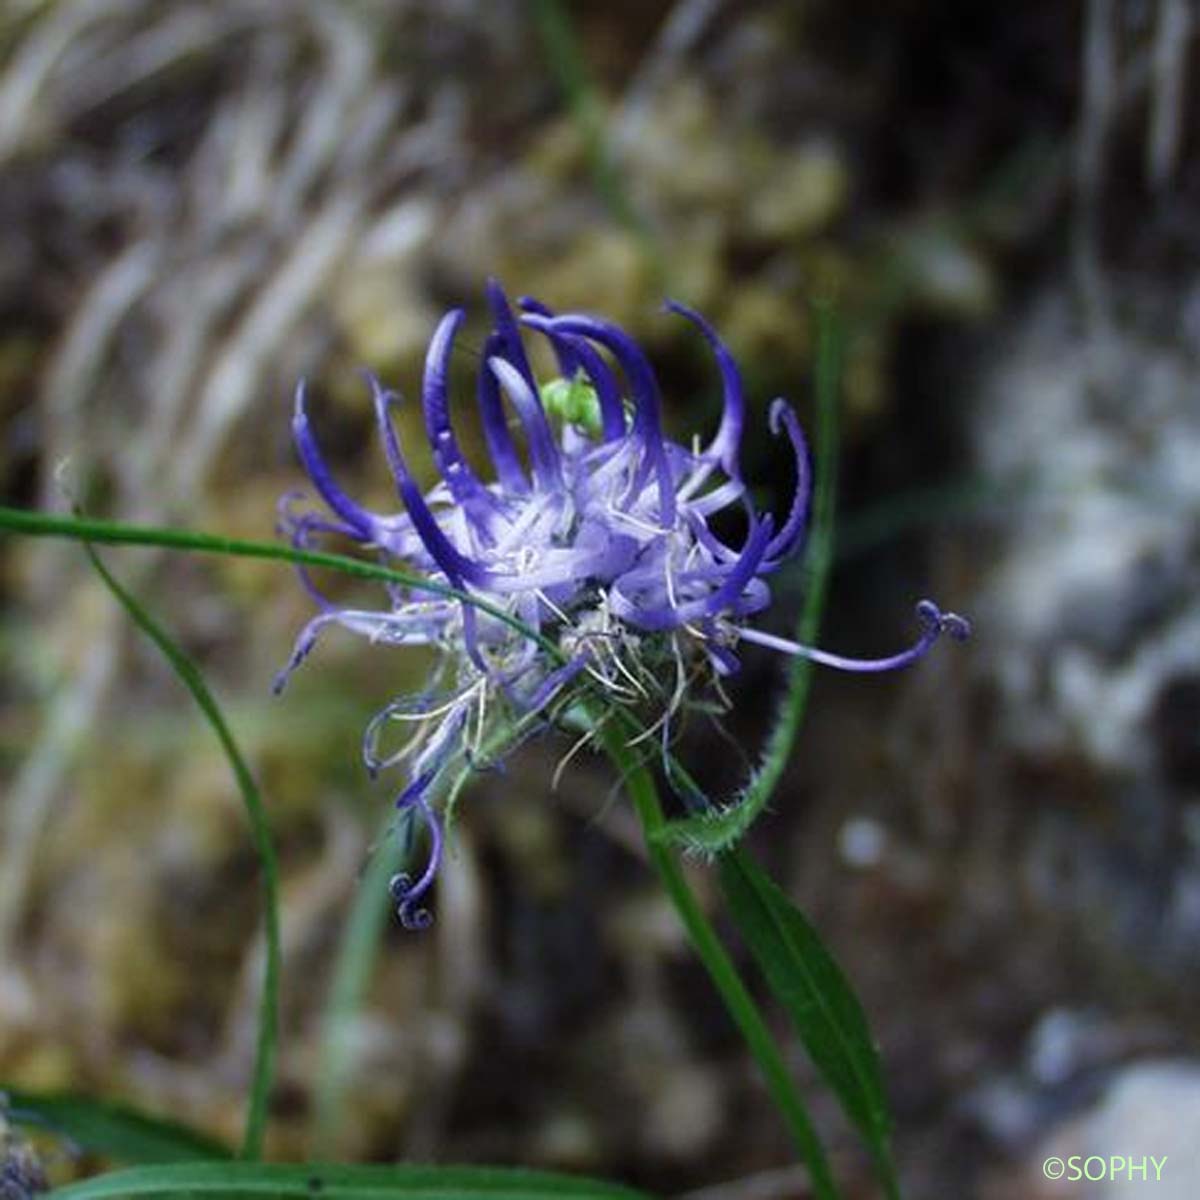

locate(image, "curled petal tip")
(663, 298), (745, 480)
(360, 368), (404, 413)
(916, 599), (972, 641)
(388, 872), (434, 930)
(485, 276), (515, 317)
(736, 595), (970, 672)
(915, 599), (941, 628)
(662, 297), (697, 319)
(768, 397), (792, 435)
(943, 612), (972, 641)
(365, 371), (398, 410)
(400, 904), (433, 931)
(276, 488), (307, 524)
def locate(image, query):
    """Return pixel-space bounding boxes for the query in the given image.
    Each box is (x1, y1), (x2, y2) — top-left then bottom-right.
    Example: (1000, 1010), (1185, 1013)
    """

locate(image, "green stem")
(80, 545), (280, 1160)
(0, 507), (561, 662)
(597, 716), (840, 1200)
(530, 0), (664, 287)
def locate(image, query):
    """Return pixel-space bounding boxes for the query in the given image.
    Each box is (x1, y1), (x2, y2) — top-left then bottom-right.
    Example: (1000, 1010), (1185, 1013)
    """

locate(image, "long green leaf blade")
(47, 1162), (654, 1199)
(597, 715), (842, 1200)
(80, 544), (281, 1161)
(656, 302), (842, 854)
(310, 812), (400, 1156)
(4, 1088), (228, 1164)
(718, 850), (899, 1200)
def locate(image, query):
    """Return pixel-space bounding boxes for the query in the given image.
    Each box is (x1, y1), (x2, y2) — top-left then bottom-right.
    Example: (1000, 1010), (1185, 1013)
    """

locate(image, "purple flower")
(277, 280), (969, 927)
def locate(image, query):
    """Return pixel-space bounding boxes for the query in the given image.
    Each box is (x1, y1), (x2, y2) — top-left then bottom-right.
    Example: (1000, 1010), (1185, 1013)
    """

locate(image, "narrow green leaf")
(310, 811), (400, 1156)
(656, 304), (843, 855)
(597, 713), (842, 1200)
(46, 1162), (654, 1199)
(718, 850), (900, 1200)
(3, 1088), (228, 1164)
(80, 544), (281, 1161)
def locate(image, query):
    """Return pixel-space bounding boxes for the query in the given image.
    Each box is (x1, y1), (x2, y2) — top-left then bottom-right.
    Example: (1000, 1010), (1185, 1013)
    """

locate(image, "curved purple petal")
(735, 599), (972, 671)
(476, 331), (529, 494)
(761, 399), (812, 566)
(485, 278), (539, 396)
(387, 705), (468, 928)
(664, 300), (745, 480)
(488, 356), (563, 492)
(683, 507), (742, 564)
(370, 378), (494, 675)
(683, 513), (774, 623)
(292, 382), (377, 541)
(705, 640), (741, 677)
(272, 604), (450, 695)
(362, 675), (456, 778)
(538, 315), (676, 525)
(276, 493), (358, 612)
(727, 577), (772, 618)
(518, 297), (580, 376)
(422, 310), (502, 537)
(609, 516), (774, 631)
(687, 478), (748, 519)
(371, 378), (491, 589)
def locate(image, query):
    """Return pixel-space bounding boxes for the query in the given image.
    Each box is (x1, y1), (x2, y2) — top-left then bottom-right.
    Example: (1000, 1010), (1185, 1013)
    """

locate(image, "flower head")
(277, 280), (968, 926)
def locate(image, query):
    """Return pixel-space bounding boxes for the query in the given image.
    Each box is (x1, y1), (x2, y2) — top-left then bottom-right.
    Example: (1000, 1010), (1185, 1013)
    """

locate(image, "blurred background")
(2, 1), (1199, 1197)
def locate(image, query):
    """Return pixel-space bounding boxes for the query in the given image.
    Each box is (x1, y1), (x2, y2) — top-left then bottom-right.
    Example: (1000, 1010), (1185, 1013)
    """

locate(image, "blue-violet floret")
(276, 281), (969, 926)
